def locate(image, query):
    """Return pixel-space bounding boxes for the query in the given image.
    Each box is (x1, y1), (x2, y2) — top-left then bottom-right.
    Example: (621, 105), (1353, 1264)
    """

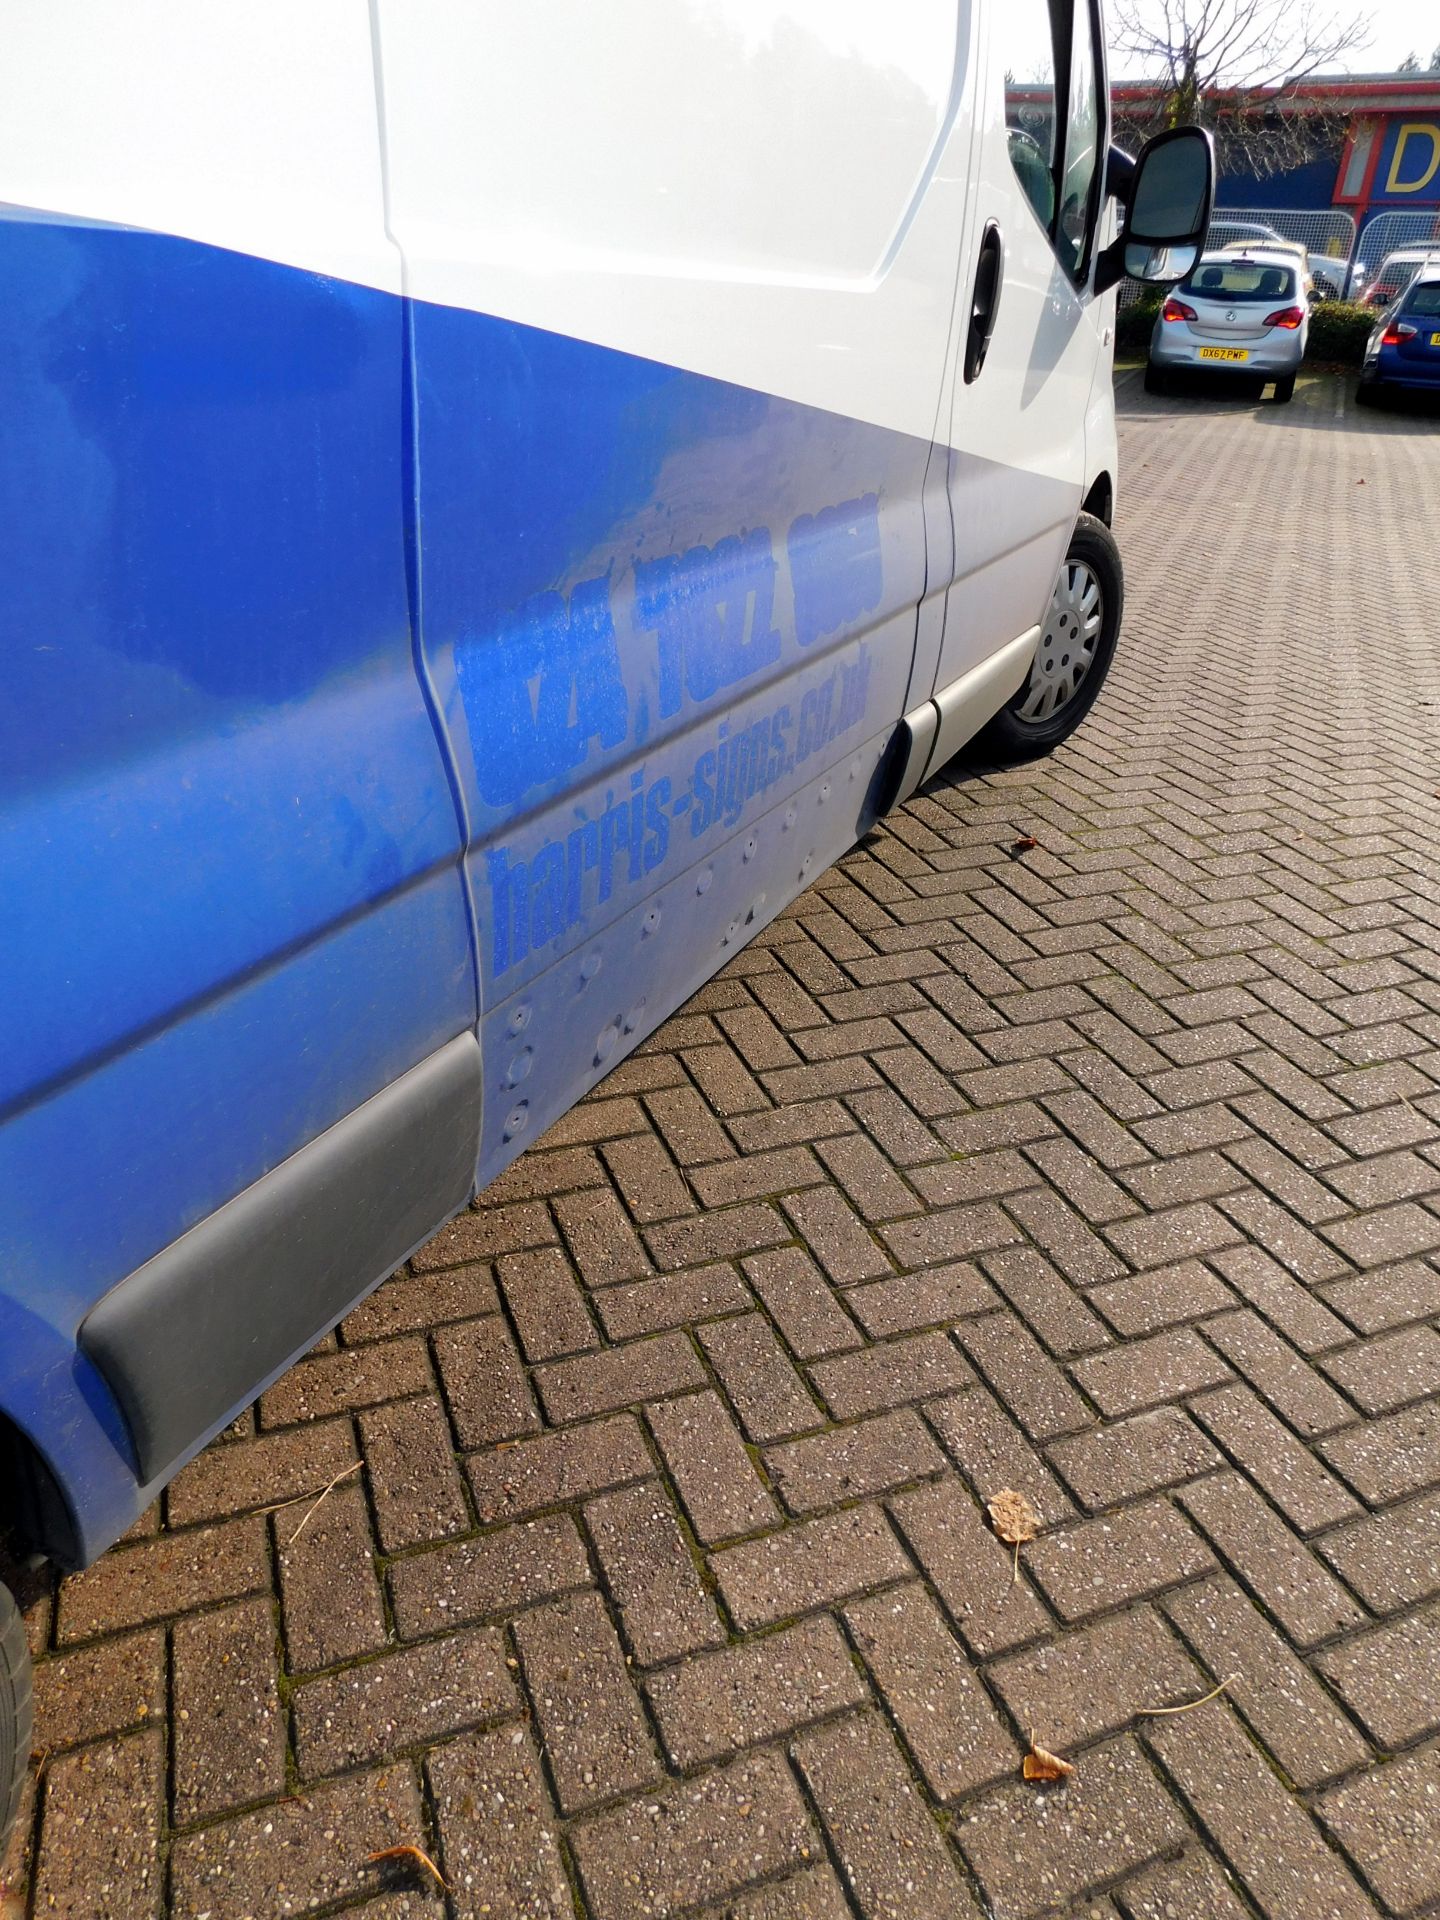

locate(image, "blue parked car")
(1358, 271), (1440, 404)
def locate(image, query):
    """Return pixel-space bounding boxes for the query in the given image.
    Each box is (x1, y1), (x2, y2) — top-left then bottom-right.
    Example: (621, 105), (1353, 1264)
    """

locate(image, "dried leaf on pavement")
(1023, 1741), (1075, 1783)
(368, 1844), (448, 1890)
(987, 1487), (1042, 1586)
(987, 1489), (1040, 1544)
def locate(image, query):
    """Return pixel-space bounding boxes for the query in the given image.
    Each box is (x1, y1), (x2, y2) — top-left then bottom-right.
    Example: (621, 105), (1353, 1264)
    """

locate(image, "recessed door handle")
(964, 221), (1003, 384)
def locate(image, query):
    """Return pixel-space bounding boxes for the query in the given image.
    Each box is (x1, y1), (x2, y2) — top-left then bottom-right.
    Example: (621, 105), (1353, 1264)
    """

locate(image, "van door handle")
(964, 222), (1003, 383)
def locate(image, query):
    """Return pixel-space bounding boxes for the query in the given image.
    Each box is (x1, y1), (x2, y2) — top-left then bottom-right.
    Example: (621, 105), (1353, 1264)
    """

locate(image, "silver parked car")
(1146, 249), (1308, 403)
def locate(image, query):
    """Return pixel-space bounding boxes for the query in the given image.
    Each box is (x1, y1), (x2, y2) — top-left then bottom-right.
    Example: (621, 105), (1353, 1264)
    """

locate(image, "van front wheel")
(971, 513), (1123, 762)
(0, 1580), (31, 1861)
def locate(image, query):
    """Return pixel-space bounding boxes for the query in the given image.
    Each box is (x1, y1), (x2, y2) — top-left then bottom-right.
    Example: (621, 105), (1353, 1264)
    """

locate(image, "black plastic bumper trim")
(79, 1033), (481, 1486)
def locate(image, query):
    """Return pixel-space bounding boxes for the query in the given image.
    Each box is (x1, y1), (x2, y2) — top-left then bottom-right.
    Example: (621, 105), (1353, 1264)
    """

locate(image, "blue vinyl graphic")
(405, 300), (935, 1030)
(484, 639), (875, 984)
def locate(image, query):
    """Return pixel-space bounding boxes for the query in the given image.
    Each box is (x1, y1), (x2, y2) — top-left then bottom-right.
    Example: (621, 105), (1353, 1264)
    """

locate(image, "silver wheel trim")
(1013, 559), (1103, 723)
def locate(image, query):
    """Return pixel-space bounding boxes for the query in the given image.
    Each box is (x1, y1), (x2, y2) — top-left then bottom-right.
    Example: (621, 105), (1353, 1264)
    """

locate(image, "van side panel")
(372, 0), (977, 440)
(406, 313), (934, 1176)
(0, 0), (1027, 1555)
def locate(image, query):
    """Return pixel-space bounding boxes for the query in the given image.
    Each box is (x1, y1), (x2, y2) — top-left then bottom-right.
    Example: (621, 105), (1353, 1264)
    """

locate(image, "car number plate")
(1431, 332), (1440, 348)
(1197, 347), (1249, 361)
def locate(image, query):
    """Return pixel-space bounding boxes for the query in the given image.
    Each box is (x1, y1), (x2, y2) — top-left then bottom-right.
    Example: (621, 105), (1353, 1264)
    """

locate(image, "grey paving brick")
(889, 1474), (1052, 1657)
(571, 1751), (816, 1920)
(794, 1712), (982, 1920)
(1320, 1487), (1440, 1614)
(647, 1389), (779, 1542)
(844, 1583), (1014, 1798)
(742, 1244), (864, 1359)
(711, 1505), (912, 1629)
(427, 1727), (571, 1919)
(989, 1607), (1200, 1755)
(1178, 1471), (1367, 1647)
(1072, 1328), (1232, 1418)
(1320, 1401), (1440, 1505)
(293, 1626), (517, 1778)
(388, 1514), (592, 1637)
(1315, 1601), (1440, 1749)
(1024, 1500), (1214, 1623)
(585, 1478), (725, 1664)
(1162, 1577), (1371, 1788)
(958, 1312), (1092, 1439)
(1189, 1382), (1362, 1532)
(1147, 1705), (1374, 1920)
(1048, 1407), (1221, 1511)
(513, 1592), (661, 1813)
(646, 1615), (866, 1767)
(1318, 1745), (1440, 1916)
(958, 1737), (1185, 1920)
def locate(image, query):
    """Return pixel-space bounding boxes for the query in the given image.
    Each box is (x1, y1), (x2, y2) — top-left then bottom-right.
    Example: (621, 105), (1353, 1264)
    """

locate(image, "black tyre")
(1142, 360), (1167, 395)
(1273, 373), (1296, 403)
(970, 513), (1123, 763)
(1355, 380), (1378, 407)
(0, 1581), (31, 1862)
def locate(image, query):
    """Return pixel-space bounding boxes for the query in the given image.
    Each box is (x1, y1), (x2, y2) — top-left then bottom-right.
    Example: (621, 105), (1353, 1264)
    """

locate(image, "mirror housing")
(1095, 126), (1215, 296)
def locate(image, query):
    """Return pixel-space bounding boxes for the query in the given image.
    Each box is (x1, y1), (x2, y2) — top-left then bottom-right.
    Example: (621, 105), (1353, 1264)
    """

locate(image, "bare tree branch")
(1112, 0), (1373, 173)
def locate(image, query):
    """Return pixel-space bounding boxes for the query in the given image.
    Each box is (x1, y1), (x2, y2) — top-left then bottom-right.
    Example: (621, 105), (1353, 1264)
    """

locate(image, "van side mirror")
(1094, 127), (1214, 296)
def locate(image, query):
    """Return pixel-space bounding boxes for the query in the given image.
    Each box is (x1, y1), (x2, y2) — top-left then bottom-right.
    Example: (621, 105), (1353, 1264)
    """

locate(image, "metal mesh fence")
(1208, 208), (1357, 297)
(1353, 209), (1440, 306)
(1114, 205), (1358, 309)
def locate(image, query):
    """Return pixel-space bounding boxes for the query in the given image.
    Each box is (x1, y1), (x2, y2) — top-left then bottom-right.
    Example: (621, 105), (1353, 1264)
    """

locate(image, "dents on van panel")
(483, 645), (876, 987)
(462, 494), (885, 820)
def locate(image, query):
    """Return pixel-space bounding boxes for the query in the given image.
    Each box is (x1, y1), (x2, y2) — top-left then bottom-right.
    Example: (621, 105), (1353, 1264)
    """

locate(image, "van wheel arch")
(1081, 472), (1114, 526)
(0, 1412), (80, 1571)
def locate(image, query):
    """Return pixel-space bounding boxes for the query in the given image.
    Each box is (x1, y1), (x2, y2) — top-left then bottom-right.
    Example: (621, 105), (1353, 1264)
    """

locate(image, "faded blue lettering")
(467, 576), (628, 808)
(788, 493), (883, 647)
(636, 527), (782, 718)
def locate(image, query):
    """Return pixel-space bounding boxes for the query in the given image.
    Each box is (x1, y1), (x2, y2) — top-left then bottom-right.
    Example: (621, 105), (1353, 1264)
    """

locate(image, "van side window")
(1055, 0), (1102, 279)
(1002, 2), (1058, 234)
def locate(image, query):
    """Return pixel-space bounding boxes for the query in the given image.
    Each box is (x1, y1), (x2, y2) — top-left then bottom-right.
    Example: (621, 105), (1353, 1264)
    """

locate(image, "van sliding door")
(374, 0), (981, 1183)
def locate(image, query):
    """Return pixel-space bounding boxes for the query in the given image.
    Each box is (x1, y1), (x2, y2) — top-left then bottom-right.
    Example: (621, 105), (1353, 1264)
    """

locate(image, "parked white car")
(1210, 221), (1359, 299)
(1363, 249), (1440, 309)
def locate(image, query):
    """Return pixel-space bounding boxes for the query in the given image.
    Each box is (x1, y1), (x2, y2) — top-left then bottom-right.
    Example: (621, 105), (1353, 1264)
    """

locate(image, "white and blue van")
(0, 0), (1210, 1827)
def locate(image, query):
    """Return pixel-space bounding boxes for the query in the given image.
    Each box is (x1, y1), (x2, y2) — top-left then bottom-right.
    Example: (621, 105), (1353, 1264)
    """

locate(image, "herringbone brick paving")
(6, 374), (1440, 1918)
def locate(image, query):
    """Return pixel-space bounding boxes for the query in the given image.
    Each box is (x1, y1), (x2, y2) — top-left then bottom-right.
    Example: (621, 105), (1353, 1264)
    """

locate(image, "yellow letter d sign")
(1386, 123), (1440, 196)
